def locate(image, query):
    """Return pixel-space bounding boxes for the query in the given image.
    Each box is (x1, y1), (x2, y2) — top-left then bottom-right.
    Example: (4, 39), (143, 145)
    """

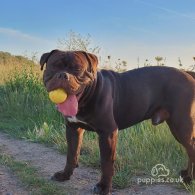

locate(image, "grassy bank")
(0, 62), (189, 189)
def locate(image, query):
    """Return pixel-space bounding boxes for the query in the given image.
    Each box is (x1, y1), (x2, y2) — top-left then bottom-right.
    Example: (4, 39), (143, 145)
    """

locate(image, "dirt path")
(0, 166), (28, 195)
(0, 132), (190, 195)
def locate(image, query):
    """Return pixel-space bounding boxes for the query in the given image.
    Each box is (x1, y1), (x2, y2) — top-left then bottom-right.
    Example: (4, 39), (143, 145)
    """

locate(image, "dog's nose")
(56, 72), (69, 80)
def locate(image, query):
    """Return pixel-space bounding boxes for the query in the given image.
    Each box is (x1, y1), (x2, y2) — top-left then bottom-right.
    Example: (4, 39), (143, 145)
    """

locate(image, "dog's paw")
(180, 169), (188, 178)
(92, 183), (111, 195)
(51, 170), (70, 182)
(183, 176), (192, 184)
(180, 169), (192, 184)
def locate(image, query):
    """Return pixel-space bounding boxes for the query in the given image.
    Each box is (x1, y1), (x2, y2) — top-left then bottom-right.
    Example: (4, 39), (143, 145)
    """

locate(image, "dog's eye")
(72, 65), (82, 72)
(74, 67), (81, 71)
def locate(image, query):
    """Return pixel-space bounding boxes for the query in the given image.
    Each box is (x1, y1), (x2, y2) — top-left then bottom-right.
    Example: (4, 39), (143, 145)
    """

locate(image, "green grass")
(114, 123), (186, 188)
(0, 66), (191, 191)
(0, 68), (65, 142)
(0, 150), (67, 195)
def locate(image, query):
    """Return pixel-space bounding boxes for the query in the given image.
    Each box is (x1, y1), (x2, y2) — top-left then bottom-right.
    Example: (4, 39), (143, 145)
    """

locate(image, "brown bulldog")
(40, 49), (195, 194)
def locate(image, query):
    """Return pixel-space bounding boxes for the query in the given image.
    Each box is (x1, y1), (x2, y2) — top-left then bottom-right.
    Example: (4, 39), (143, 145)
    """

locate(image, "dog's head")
(40, 50), (98, 116)
(40, 49), (98, 94)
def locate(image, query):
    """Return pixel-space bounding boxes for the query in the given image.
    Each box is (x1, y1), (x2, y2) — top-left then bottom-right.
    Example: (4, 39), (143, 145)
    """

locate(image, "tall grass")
(0, 65), (189, 190)
(0, 52), (40, 84)
(0, 67), (64, 141)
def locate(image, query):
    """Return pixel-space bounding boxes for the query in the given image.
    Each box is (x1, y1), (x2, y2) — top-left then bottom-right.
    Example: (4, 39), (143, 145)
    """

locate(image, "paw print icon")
(151, 164), (170, 177)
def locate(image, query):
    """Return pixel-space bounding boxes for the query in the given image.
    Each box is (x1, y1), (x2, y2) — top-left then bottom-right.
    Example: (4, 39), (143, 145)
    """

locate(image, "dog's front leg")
(52, 125), (84, 181)
(93, 129), (118, 195)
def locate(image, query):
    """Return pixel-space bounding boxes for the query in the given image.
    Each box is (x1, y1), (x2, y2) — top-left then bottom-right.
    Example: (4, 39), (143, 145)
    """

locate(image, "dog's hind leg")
(181, 103), (195, 183)
(182, 136), (195, 183)
(166, 109), (195, 184)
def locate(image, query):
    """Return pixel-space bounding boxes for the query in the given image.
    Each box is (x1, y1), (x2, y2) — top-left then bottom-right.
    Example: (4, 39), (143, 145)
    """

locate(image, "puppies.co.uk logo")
(137, 164), (183, 184)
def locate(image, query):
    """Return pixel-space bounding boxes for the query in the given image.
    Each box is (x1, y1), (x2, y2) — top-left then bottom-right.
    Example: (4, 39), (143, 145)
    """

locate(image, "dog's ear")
(82, 51), (98, 76)
(40, 50), (59, 70)
(40, 52), (50, 70)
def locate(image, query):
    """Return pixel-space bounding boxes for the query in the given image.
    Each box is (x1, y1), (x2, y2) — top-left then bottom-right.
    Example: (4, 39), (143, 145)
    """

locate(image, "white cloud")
(0, 27), (56, 58)
(0, 27), (54, 44)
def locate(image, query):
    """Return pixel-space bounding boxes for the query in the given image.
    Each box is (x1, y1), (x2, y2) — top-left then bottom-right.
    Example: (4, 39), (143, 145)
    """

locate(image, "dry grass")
(0, 52), (41, 84)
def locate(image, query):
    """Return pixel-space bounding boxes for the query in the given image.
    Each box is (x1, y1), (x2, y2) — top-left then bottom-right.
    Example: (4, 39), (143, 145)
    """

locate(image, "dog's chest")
(66, 116), (97, 132)
(66, 116), (88, 125)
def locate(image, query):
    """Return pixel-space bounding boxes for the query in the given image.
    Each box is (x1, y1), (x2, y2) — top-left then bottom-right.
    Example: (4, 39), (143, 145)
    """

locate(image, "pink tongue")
(57, 95), (78, 116)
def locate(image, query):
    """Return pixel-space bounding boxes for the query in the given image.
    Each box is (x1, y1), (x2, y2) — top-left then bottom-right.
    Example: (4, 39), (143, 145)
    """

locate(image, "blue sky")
(0, 0), (195, 69)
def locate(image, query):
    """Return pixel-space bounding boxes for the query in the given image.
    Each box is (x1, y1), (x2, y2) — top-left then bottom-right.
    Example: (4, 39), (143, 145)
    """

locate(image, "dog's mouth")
(44, 71), (93, 117)
(52, 83), (82, 117)
(56, 94), (78, 117)
(46, 76), (85, 117)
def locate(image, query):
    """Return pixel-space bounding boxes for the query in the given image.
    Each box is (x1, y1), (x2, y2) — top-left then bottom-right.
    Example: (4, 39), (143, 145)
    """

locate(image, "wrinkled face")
(40, 50), (98, 95)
